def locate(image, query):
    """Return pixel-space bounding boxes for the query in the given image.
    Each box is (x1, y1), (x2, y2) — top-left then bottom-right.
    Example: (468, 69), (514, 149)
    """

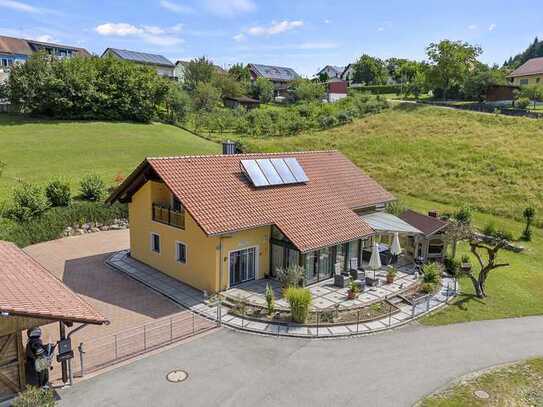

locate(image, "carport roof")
(0, 241), (108, 325)
(360, 212), (422, 234)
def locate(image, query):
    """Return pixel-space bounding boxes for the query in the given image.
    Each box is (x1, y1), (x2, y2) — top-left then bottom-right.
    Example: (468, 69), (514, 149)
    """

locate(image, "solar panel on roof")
(241, 160), (269, 187)
(270, 158), (296, 183)
(242, 158), (308, 187)
(256, 159), (283, 185)
(284, 158), (309, 183)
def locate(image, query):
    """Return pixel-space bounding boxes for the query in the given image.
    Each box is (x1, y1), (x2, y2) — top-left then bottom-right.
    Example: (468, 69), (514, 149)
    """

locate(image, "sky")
(1, 0), (542, 76)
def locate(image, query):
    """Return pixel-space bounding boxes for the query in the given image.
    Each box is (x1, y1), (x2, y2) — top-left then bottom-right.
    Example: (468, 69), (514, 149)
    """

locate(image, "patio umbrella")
(368, 242), (382, 279)
(390, 232), (402, 263)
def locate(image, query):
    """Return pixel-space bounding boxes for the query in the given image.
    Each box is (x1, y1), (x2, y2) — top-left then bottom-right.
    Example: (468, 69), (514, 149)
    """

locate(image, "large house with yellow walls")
(508, 57), (543, 86)
(107, 149), (447, 294)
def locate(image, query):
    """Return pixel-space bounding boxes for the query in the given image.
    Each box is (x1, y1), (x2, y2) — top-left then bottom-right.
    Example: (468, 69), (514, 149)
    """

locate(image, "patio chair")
(349, 268), (362, 281)
(334, 273), (350, 288)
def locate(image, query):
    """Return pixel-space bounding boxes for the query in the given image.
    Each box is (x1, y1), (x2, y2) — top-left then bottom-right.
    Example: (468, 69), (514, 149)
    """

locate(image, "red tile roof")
(112, 151), (394, 252)
(399, 210), (448, 236)
(0, 241), (108, 324)
(508, 57), (543, 78)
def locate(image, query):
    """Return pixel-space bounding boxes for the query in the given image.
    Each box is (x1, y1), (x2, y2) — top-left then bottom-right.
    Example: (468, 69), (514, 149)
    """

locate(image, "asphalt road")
(57, 316), (543, 407)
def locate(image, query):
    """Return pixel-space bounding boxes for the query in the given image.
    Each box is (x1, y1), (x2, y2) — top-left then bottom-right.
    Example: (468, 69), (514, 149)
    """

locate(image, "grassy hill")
(225, 103), (543, 226)
(0, 115), (220, 201)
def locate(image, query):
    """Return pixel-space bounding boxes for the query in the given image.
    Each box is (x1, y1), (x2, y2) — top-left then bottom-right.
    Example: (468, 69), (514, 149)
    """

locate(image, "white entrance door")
(229, 247), (257, 286)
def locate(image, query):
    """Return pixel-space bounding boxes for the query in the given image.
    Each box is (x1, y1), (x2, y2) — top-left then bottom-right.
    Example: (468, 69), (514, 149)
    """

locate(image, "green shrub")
(443, 257), (460, 276)
(8, 182), (49, 222)
(422, 262), (442, 286)
(80, 174), (106, 201)
(45, 179), (71, 207)
(420, 282), (436, 294)
(12, 386), (55, 407)
(494, 228), (513, 241)
(386, 200), (408, 216)
(276, 265), (304, 288)
(319, 114), (338, 129)
(0, 202), (127, 247)
(285, 287), (312, 323)
(454, 205), (472, 225)
(461, 254), (471, 264)
(483, 221), (496, 237)
(336, 110), (353, 124)
(265, 283), (275, 315)
(516, 97), (530, 110)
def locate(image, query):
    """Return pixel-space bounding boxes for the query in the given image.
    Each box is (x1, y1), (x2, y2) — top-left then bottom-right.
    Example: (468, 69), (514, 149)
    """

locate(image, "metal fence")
(71, 311), (216, 378)
(219, 278), (458, 338)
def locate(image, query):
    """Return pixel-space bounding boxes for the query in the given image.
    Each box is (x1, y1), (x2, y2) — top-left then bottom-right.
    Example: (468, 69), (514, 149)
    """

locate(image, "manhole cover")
(474, 390), (490, 399)
(166, 370), (189, 383)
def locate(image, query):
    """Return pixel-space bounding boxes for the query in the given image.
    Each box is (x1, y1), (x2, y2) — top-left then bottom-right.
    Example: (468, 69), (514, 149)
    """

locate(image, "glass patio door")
(229, 247), (256, 286)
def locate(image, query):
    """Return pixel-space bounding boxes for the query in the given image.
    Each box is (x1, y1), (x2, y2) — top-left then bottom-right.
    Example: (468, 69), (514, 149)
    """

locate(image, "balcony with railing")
(152, 204), (185, 229)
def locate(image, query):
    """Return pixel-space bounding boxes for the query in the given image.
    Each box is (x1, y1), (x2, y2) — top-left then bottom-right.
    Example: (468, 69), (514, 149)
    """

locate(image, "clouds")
(204, 0), (255, 17)
(246, 20), (303, 36)
(95, 22), (184, 46)
(159, 0), (195, 14)
(488, 23), (496, 32)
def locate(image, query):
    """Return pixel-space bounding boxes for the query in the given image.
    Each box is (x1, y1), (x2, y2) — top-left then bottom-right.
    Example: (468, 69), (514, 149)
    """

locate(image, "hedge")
(351, 84), (402, 95)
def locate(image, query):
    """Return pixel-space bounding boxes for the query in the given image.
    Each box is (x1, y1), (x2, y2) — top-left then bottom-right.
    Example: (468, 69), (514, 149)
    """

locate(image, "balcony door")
(229, 247), (257, 287)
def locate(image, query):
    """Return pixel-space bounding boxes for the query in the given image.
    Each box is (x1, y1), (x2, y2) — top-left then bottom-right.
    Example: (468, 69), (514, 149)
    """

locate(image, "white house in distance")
(101, 48), (175, 78)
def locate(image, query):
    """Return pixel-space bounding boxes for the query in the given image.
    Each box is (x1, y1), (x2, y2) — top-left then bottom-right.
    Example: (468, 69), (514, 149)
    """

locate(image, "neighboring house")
(399, 210), (449, 262)
(223, 95), (260, 110)
(341, 64), (355, 83)
(247, 63), (300, 96)
(317, 65), (345, 80)
(0, 241), (107, 401)
(507, 57), (543, 86)
(173, 60), (225, 82)
(0, 34), (90, 82)
(102, 48), (174, 78)
(325, 78), (348, 102)
(108, 148), (445, 294)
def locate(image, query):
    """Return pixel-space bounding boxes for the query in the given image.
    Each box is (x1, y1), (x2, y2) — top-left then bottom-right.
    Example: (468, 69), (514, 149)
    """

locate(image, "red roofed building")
(108, 149), (439, 293)
(0, 241), (107, 401)
(507, 57), (543, 86)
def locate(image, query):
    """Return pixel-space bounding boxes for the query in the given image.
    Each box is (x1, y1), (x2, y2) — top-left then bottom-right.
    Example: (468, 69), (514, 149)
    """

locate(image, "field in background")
(0, 115), (220, 201)
(220, 103), (543, 226)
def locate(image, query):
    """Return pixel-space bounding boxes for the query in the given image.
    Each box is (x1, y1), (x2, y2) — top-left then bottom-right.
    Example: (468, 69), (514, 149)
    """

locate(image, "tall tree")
(463, 63), (507, 102)
(426, 40), (482, 100)
(183, 57), (216, 91)
(352, 54), (388, 85)
(227, 63), (251, 82)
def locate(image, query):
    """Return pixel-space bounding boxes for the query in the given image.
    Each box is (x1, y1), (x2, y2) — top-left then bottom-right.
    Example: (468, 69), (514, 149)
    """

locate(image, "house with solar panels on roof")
(101, 48), (175, 78)
(247, 63), (300, 97)
(107, 143), (448, 294)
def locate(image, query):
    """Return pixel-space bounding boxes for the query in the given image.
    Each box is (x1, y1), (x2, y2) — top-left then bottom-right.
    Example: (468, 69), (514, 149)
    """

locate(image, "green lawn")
(418, 358), (543, 406)
(404, 196), (543, 326)
(0, 115), (220, 201)
(217, 103), (543, 226)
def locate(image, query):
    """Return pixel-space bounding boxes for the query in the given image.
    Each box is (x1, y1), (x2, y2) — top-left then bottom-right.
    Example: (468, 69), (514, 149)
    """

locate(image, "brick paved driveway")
(24, 230), (196, 378)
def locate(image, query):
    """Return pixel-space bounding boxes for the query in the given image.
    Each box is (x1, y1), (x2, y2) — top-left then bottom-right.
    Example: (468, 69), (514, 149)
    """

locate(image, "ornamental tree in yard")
(426, 40), (482, 101)
(457, 237), (510, 298)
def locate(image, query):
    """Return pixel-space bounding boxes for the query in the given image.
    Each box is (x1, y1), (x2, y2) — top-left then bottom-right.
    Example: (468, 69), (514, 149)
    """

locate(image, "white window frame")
(175, 240), (187, 264)
(150, 232), (161, 254)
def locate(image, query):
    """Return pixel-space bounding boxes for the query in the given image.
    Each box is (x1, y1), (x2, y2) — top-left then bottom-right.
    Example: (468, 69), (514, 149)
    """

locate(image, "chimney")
(222, 140), (236, 155)
(428, 210), (438, 218)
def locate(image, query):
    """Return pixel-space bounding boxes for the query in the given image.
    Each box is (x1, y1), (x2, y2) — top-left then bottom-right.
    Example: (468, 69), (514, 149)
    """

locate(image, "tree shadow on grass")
(449, 293), (486, 311)
(392, 102), (429, 113)
(0, 113), (148, 127)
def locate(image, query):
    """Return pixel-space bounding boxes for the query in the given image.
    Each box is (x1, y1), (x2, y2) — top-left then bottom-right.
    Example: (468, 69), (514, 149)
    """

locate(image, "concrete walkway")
(56, 315), (543, 407)
(107, 251), (457, 337)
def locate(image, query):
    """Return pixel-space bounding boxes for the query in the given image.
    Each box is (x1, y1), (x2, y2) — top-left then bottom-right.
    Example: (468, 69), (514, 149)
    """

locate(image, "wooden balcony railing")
(152, 204), (185, 229)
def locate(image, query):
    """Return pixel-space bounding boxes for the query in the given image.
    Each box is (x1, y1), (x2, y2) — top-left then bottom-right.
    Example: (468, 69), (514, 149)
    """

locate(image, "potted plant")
(347, 278), (360, 300)
(386, 267), (397, 284)
(461, 255), (471, 272)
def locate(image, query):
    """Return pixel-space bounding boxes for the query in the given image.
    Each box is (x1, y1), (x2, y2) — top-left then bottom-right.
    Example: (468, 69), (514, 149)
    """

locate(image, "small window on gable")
(176, 242), (187, 264)
(151, 233), (160, 253)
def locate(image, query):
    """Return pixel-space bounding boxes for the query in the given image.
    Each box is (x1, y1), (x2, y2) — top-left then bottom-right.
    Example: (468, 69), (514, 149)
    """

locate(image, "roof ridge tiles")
(146, 150), (338, 161)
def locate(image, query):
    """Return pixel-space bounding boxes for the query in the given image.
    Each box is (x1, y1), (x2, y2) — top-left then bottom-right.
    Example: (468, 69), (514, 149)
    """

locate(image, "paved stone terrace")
(107, 251), (457, 338)
(224, 264), (419, 311)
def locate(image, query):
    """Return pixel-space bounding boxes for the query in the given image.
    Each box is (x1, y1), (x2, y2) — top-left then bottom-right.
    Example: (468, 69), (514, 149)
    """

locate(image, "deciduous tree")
(352, 54), (388, 85)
